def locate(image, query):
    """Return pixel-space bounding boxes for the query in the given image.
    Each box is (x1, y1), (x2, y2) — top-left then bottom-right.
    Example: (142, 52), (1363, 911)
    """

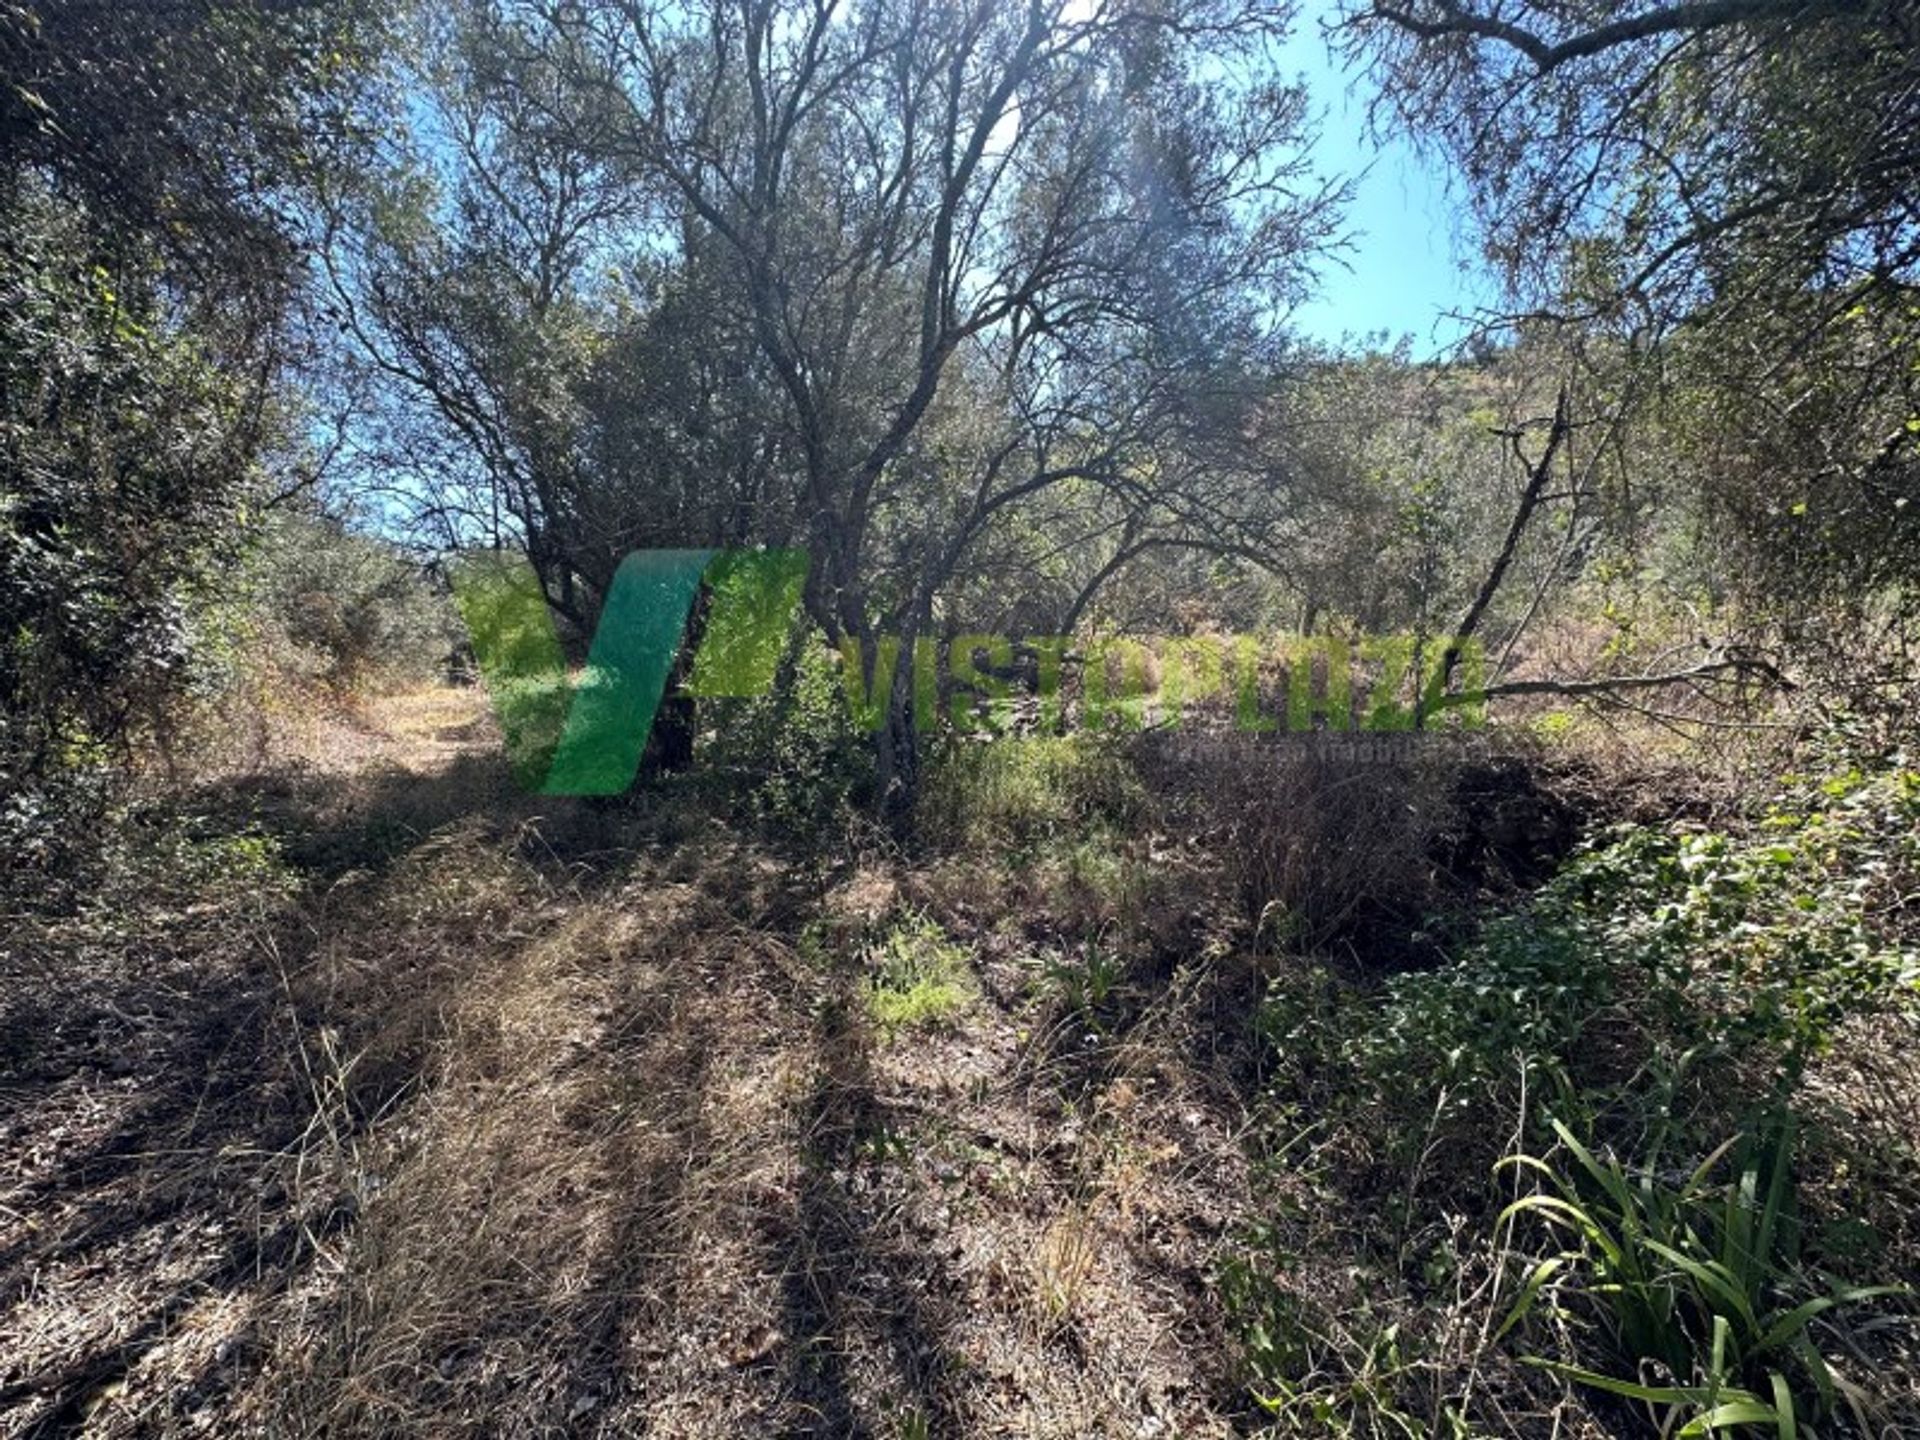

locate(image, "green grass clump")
(1500, 1114), (1902, 1435)
(919, 734), (1143, 851)
(866, 911), (975, 1034)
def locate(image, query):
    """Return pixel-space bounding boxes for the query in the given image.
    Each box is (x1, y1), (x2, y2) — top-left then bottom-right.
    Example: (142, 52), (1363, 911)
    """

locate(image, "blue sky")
(1276, 8), (1499, 355)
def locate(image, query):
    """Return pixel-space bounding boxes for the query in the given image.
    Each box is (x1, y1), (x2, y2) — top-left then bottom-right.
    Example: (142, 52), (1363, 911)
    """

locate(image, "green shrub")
(865, 911), (975, 1035)
(918, 733), (1144, 852)
(1499, 1115), (1904, 1434)
(238, 511), (459, 693)
(1, 186), (264, 856)
(1042, 941), (1125, 1020)
(1236, 755), (1920, 1434)
(1260, 760), (1920, 1152)
(698, 638), (871, 838)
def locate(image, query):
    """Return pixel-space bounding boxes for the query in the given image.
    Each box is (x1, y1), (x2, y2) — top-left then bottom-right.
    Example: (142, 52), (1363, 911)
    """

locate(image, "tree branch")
(1424, 386), (1571, 719)
(1366, 0), (1860, 73)
(1477, 654), (1794, 700)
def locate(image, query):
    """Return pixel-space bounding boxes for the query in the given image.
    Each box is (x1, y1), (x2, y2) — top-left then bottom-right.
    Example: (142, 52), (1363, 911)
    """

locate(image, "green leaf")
(1770, 1372), (1798, 1440)
(1676, 1398), (1784, 1435)
(1530, 1358), (1753, 1410)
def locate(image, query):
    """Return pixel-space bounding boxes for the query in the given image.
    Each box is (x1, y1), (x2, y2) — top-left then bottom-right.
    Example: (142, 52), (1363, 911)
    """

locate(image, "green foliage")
(1262, 761), (1920, 1148)
(918, 734), (1145, 852)
(1271, 348), (1528, 643)
(1215, 1234), (1448, 1438)
(1, 0), (380, 864)
(6, 805), (297, 947)
(1348, 0), (1920, 670)
(865, 911), (975, 1035)
(241, 511), (458, 692)
(1042, 942), (1124, 1021)
(1237, 753), (1920, 1432)
(0, 188), (262, 851)
(698, 639), (871, 838)
(2, 0), (383, 302)
(1499, 1115), (1903, 1435)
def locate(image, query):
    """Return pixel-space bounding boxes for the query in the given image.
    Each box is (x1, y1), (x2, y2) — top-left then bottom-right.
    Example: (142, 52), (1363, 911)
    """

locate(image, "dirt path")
(1, 689), (1260, 1438)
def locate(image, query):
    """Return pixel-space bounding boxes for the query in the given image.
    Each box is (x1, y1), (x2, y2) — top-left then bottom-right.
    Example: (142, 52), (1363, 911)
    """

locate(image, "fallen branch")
(1472, 654), (1794, 701)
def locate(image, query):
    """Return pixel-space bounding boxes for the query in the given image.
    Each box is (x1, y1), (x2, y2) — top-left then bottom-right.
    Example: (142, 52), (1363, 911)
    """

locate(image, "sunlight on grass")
(866, 911), (976, 1034)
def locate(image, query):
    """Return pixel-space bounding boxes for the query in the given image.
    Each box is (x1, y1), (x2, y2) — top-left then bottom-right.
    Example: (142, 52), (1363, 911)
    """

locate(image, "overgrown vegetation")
(1232, 754), (1920, 1433)
(5, 0), (1920, 1435)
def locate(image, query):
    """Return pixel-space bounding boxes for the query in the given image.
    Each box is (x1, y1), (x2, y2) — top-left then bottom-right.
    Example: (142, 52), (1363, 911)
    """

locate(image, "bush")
(238, 511), (458, 694)
(155, 511), (462, 782)
(1149, 739), (1463, 959)
(697, 638), (872, 839)
(1228, 747), (1457, 955)
(1231, 753), (1920, 1434)
(1, 187), (265, 864)
(1261, 758), (1920, 1160)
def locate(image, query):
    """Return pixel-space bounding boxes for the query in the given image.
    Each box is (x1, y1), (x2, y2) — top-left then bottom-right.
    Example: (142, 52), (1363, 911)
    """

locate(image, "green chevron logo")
(450, 548), (810, 795)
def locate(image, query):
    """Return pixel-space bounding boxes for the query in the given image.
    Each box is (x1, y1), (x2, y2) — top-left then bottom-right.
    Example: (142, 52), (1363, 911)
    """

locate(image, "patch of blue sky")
(1276, 2), (1500, 356)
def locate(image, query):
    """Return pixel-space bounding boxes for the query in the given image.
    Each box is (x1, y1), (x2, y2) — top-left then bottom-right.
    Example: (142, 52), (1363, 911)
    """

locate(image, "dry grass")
(26, 679), (1853, 1438)
(2, 687), (1265, 1438)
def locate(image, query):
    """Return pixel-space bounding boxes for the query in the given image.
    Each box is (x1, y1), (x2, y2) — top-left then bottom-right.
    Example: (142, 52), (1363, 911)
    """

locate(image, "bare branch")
(1364, 0), (1859, 73)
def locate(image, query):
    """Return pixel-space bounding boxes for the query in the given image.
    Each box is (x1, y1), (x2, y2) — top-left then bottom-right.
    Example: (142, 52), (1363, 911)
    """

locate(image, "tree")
(1336, 0), (1920, 702)
(2, 0), (383, 328)
(334, 0), (1338, 812)
(1338, 1), (1918, 325)
(0, 0), (384, 862)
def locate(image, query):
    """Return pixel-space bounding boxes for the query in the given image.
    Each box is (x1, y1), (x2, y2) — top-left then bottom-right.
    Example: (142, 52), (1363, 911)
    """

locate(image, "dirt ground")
(1, 689), (1265, 1438)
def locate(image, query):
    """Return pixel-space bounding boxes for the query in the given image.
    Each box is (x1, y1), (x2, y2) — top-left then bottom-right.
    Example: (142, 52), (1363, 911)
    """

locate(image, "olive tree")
(334, 0), (1338, 809)
(1334, 0), (1919, 716)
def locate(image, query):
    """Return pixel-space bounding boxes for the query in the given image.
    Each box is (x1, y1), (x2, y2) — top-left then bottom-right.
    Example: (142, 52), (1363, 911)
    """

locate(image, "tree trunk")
(873, 616), (925, 830)
(641, 690), (697, 776)
(640, 588), (710, 778)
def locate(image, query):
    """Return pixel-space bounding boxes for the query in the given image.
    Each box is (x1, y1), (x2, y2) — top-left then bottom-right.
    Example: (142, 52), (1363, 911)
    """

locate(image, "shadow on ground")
(4, 695), (1261, 1438)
